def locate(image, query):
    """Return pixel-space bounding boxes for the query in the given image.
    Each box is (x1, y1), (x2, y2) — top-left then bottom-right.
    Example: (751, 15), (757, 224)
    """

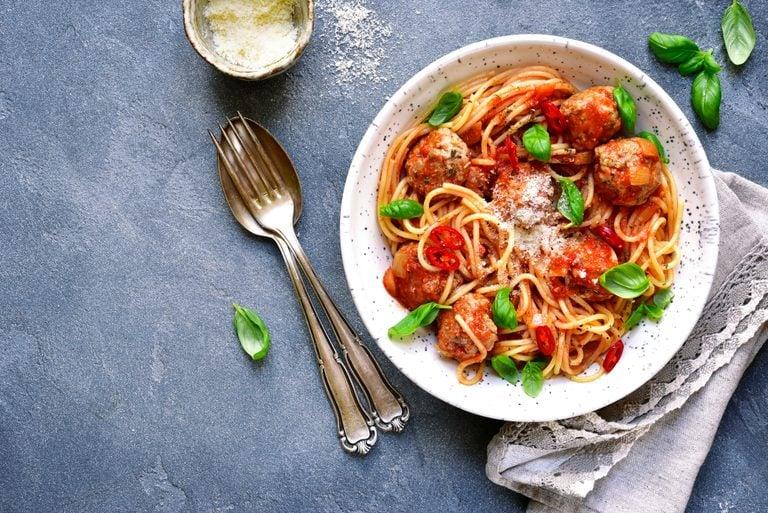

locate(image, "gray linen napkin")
(486, 170), (768, 513)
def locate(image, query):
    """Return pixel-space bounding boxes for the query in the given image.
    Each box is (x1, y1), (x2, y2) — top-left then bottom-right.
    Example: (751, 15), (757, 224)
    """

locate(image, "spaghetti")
(377, 66), (682, 386)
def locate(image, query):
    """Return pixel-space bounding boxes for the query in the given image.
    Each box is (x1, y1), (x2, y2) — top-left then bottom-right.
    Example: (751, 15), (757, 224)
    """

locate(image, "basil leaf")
(678, 50), (721, 76)
(648, 33), (700, 64)
(428, 91), (463, 127)
(677, 52), (706, 76)
(612, 85), (636, 135)
(637, 130), (669, 164)
(557, 178), (585, 226)
(522, 359), (546, 398)
(691, 72), (721, 130)
(599, 262), (651, 299)
(653, 288), (674, 309)
(379, 198), (424, 219)
(491, 354), (519, 384)
(625, 288), (674, 330)
(625, 304), (648, 330)
(701, 50), (722, 74)
(722, 0), (756, 66)
(492, 287), (518, 329)
(644, 303), (665, 320)
(388, 302), (450, 338)
(522, 124), (551, 161)
(233, 304), (271, 361)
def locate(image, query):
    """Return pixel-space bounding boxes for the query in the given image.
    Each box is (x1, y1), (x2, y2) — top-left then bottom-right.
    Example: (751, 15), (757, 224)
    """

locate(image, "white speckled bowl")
(339, 35), (719, 422)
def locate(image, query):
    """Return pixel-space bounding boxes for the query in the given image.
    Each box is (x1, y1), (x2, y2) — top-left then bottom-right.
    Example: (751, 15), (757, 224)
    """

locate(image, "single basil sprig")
(492, 287), (518, 329)
(557, 178), (585, 226)
(648, 33), (701, 64)
(626, 303), (663, 329)
(522, 359), (546, 398)
(428, 91), (463, 127)
(612, 86), (636, 135)
(625, 304), (646, 330)
(678, 50), (721, 76)
(491, 355), (519, 384)
(233, 304), (271, 361)
(379, 198), (424, 219)
(691, 72), (721, 130)
(625, 288), (674, 330)
(637, 131), (669, 164)
(701, 50), (722, 74)
(599, 262), (650, 299)
(522, 124), (551, 161)
(388, 302), (450, 338)
(722, 0), (756, 66)
(653, 287), (674, 309)
(678, 52), (706, 76)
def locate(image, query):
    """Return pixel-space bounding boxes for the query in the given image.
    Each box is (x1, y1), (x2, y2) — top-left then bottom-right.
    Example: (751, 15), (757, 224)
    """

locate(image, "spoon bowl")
(216, 115), (303, 235)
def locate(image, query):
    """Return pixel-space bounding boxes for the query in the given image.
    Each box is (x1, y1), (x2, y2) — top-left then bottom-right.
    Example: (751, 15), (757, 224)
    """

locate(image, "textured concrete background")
(1, 1), (766, 512)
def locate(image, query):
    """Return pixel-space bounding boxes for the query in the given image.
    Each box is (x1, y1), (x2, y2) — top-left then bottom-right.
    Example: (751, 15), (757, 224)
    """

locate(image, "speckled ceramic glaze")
(339, 35), (719, 422)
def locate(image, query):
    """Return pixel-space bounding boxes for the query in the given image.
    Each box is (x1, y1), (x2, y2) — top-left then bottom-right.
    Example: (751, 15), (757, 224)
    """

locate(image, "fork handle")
(274, 237), (377, 454)
(278, 230), (410, 433)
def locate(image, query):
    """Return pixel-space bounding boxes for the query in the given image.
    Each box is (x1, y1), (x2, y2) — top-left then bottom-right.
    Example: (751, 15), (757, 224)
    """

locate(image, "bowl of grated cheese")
(183, 0), (313, 80)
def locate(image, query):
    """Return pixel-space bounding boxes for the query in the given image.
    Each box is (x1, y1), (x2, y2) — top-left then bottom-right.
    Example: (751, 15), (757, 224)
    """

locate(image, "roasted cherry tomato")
(540, 100), (568, 135)
(429, 225), (464, 250)
(425, 246), (460, 271)
(503, 136), (519, 172)
(535, 325), (556, 356)
(602, 339), (624, 372)
(591, 225), (625, 251)
(532, 83), (556, 104)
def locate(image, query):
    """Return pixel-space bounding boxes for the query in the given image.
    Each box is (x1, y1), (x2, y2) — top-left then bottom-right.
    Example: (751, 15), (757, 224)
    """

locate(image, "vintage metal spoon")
(214, 113), (410, 433)
(211, 117), (377, 454)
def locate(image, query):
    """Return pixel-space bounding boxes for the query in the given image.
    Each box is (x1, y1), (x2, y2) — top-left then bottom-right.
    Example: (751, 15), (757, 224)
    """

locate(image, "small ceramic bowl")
(182, 0), (314, 81)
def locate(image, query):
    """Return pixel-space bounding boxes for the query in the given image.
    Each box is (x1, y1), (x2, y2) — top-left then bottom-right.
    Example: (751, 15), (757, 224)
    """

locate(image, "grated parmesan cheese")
(490, 168), (565, 262)
(516, 172), (555, 228)
(514, 223), (565, 261)
(203, 0), (299, 68)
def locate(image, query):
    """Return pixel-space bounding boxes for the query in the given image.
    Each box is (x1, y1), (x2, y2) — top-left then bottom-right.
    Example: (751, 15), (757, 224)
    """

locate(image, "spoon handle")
(274, 237), (377, 454)
(279, 230), (410, 433)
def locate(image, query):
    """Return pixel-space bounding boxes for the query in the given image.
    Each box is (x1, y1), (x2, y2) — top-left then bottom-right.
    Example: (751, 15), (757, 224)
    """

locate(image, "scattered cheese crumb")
(319, 0), (392, 85)
(204, 0), (299, 68)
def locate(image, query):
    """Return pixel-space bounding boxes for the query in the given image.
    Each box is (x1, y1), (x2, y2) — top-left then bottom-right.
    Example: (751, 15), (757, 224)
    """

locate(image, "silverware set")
(210, 114), (409, 455)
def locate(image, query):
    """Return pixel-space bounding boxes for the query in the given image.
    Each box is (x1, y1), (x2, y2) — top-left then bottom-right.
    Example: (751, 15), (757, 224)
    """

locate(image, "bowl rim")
(181, 0), (314, 81)
(339, 34), (719, 421)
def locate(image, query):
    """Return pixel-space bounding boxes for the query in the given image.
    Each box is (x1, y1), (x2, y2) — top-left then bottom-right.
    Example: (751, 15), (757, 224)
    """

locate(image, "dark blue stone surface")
(1, 1), (765, 512)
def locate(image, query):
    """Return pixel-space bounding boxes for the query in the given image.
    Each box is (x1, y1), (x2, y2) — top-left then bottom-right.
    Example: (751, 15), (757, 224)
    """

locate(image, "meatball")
(490, 162), (556, 229)
(559, 86), (621, 150)
(383, 243), (449, 310)
(464, 164), (496, 198)
(405, 128), (470, 197)
(437, 293), (498, 362)
(548, 233), (618, 301)
(594, 137), (662, 206)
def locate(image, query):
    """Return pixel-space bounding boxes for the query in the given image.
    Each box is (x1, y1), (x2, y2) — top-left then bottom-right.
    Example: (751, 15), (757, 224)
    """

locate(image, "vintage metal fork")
(213, 113), (410, 434)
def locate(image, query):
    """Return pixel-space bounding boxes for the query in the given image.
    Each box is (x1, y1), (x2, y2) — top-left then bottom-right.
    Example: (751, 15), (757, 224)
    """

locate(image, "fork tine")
(237, 112), (287, 191)
(226, 118), (279, 196)
(209, 129), (262, 214)
(219, 123), (271, 201)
